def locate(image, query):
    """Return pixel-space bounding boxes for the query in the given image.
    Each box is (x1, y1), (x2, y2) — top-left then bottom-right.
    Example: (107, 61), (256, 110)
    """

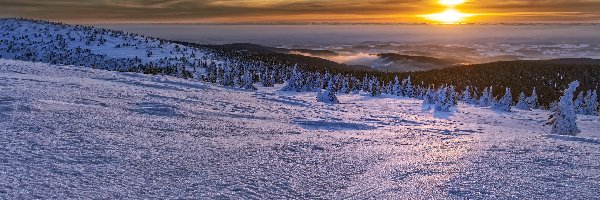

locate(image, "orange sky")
(1, 0), (599, 23)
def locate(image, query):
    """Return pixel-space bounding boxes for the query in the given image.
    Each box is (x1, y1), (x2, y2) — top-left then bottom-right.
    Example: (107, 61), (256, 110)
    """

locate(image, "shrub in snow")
(317, 79), (339, 104)
(516, 92), (531, 110)
(493, 87), (512, 112)
(547, 81), (580, 136)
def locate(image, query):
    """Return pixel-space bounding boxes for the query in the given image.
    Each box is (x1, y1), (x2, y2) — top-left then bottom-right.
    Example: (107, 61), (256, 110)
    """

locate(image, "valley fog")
(99, 24), (600, 66)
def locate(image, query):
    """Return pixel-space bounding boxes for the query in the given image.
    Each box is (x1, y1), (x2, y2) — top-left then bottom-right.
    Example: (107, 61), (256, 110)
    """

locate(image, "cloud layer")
(1, 0), (599, 23)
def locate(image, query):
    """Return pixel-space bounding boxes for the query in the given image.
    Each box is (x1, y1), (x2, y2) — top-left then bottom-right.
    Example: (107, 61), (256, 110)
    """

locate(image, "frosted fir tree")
(369, 77), (381, 96)
(242, 70), (257, 90)
(583, 90), (598, 115)
(260, 70), (274, 87)
(204, 62), (218, 83)
(516, 92), (531, 110)
(393, 76), (402, 96)
(317, 79), (339, 104)
(281, 66), (303, 92)
(479, 87), (491, 107)
(493, 87), (512, 112)
(526, 87), (539, 109)
(574, 91), (585, 114)
(423, 86), (435, 104)
(547, 81), (580, 136)
(462, 86), (473, 104)
(435, 86), (450, 112)
(448, 85), (457, 106)
(361, 75), (370, 92)
(404, 76), (413, 98)
(386, 81), (393, 95)
(339, 77), (349, 94)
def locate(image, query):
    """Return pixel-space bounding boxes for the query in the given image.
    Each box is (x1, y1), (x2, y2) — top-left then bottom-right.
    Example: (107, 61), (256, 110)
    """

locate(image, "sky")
(1, 0), (599, 23)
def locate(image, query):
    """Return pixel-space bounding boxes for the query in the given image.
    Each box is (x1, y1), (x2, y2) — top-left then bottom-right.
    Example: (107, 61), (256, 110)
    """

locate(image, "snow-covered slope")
(0, 18), (211, 74)
(1, 59), (599, 199)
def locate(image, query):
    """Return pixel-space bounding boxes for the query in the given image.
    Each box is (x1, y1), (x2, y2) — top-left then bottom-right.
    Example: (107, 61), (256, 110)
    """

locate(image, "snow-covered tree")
(404, 76), (413, 98)
(260, 70), (274, 87)
(369, 77), (380, 96)
(339, 77), (349, 94)
(526, 87), (539, 109)
(479, 87), (491, 107)
(448, 85), (457, 106)
(547, 81), (580, 136)
(281, 66), (303, 92)
(574, 91), (585, 114)
(435, 86), (451, 112)
(462, 86), (474, 104)
(516, 92), (530, 110)
(393, 76), (402, 96)
(423, 86), (435, 104)
(242, 69), (257, 90)
(218, 64), (229, 86)
(317, 79), (339, 104)
(583, 90), (598, 116)
(493, 87), (512, 112)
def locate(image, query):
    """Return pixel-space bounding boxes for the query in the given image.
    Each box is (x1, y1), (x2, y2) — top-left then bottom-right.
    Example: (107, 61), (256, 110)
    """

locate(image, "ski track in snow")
(0, 59), (599, 199)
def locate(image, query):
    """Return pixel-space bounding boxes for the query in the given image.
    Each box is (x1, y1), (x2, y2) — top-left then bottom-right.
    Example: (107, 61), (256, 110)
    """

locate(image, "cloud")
(0, 0), (598, 23)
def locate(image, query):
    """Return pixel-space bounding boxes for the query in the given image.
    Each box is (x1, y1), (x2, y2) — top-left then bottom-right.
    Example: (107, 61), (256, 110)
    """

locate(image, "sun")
(439, 0), (466, 6)
(422, 8), (473, 24)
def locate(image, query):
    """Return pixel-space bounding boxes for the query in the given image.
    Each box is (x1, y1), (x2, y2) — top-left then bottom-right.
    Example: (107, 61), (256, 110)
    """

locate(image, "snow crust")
(1, 59), (599, 198)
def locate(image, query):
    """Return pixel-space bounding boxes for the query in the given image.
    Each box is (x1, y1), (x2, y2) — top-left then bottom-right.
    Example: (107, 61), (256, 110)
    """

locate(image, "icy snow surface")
(0, 59), (599, 199)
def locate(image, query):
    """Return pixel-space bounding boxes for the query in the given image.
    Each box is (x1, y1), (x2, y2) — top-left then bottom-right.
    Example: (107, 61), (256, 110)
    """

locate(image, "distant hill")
(371, 53), (462, 72)
(177, 42), (376, 72)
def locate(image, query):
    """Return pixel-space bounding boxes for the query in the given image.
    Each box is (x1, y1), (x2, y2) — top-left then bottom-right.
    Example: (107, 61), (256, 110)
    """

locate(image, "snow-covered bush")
(574, 91), (585, 114)
(317, 79), (339, 104)
(493, 87), (512, 112)
(547, 81), (580, 136)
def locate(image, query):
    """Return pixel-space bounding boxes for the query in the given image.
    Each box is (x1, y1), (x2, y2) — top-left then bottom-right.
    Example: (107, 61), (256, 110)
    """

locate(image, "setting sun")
(422, 8), (473, 24)
(439, 0), (466, 6)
